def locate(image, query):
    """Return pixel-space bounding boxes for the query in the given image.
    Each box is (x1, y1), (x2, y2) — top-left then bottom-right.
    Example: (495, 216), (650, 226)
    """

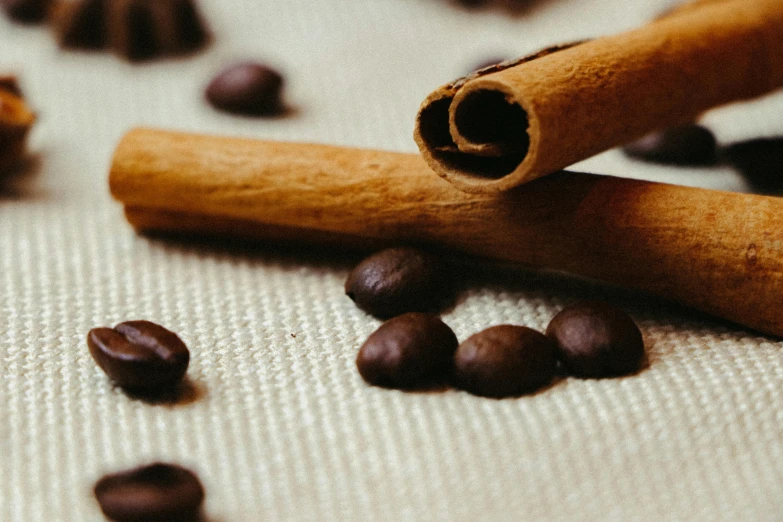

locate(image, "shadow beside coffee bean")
(348, 248), (647, 398)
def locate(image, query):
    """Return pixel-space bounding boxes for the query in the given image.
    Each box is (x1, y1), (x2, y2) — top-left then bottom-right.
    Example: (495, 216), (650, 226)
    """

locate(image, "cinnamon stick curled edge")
(112, 128), (783, 337)
(414, 0), (783, 193)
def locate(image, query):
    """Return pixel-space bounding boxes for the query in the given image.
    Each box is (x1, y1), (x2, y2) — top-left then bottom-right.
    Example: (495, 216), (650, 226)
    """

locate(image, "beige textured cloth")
(2, 0), (783, 520)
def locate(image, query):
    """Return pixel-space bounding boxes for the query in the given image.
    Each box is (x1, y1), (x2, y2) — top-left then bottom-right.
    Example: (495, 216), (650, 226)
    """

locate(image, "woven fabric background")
(2, 0), (783, 520)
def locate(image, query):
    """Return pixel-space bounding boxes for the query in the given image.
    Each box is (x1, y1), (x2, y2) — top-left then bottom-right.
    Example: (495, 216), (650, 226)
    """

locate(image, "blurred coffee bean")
(53, 0), (209, 59)
(206, 62), (284, 116)
(52, 0), (106, 49)
(623, 124), (717, 165)
(723, 138), (783, 193)
(1, 0), (52, 23)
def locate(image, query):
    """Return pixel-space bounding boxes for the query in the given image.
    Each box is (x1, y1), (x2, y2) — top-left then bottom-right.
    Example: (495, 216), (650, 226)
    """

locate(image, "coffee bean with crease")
(357, 312), (458, 389)
(452, 325), (557, 398)
(623, 124), (717, 165)
(345, 247), (452, 319)
(206, 62), (284, 116)
(87, 320), (190, 391)
(546, 302), (645, 378)
(94, 462), (204, 522)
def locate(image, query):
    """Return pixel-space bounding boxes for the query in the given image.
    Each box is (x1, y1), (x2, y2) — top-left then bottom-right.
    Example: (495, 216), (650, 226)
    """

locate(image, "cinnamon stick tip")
(414, 78), (538, 193)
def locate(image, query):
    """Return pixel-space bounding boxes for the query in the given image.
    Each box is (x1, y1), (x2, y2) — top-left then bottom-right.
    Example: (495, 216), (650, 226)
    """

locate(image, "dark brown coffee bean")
(345, 247), (452, 319)
(206, 62), (284, 116)
(1, 0), (51, 23)
(53, 0), (107, 50)
(54, 0), (208, 59)
(94, 463), (204, 522)
(106, 0), (209, 61)
(357, 313), (458, 389)
(723, 138), (783, 193)
(452, 325), (557, 398)
(87, 320), (189, 391)
(623, 124), (717, 165)
(546, 302), (645, 378)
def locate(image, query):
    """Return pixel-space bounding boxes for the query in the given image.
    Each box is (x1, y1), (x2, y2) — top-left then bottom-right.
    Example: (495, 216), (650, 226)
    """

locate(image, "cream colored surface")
(1, 0), (783, 520)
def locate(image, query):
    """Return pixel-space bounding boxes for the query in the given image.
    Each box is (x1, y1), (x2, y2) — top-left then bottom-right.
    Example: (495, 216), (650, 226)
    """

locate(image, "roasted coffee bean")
(53, 0), (208, 59)
(452, 325), (557, 398)
(357, 313), (458, 389)
(546, 302), (645, 378)
(1, 0), (52, 23)
(206, 62), (284, 116)
(94, 463), (204, 522)
(107, 0), (209, 61)
(723, 138), (783, 193)
(87, 320), (190, 391)
(623, 124), (717, 165)
(53, 0), (106, 49)
(345, 247), (451, 319)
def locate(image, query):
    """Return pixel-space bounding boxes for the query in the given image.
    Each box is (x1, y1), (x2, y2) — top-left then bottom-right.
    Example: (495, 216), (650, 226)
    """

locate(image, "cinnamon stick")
(414, 0), (783, 193)
(112, 128), (783, 337)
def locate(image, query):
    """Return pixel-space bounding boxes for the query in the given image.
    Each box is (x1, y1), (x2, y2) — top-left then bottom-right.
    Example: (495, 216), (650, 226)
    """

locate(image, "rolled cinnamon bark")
(414, 0), (783, 193)
(112, 128), (783, 337)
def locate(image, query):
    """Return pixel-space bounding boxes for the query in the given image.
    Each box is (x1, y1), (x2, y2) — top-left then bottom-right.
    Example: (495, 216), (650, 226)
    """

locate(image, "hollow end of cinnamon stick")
(415, 0), (783, 193)
(416, 81), (536, 193)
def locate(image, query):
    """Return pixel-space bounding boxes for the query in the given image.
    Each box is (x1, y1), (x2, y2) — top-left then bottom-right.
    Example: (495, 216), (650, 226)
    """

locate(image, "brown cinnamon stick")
(112, 128), (783, 337)
(414, 0), (783, 193)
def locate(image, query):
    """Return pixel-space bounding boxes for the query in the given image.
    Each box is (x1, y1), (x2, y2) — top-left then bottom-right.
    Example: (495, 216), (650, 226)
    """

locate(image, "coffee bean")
(623, 124), (717, 165)
(452, 325), (557, 398)
(546, 302), (645, 378)
(357, 312), (458, 389)
(206, 62), (284, 116)
(1, 0), (52, 23)
(53, 0), (106, 50)
(94, 463), (204, 522)
(53, 0), (208, 59)
(107, 0), (209, 61)
(723, 138), (783, 193)
(87, 320), (190, 391)
(345, 247), (452, 319)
